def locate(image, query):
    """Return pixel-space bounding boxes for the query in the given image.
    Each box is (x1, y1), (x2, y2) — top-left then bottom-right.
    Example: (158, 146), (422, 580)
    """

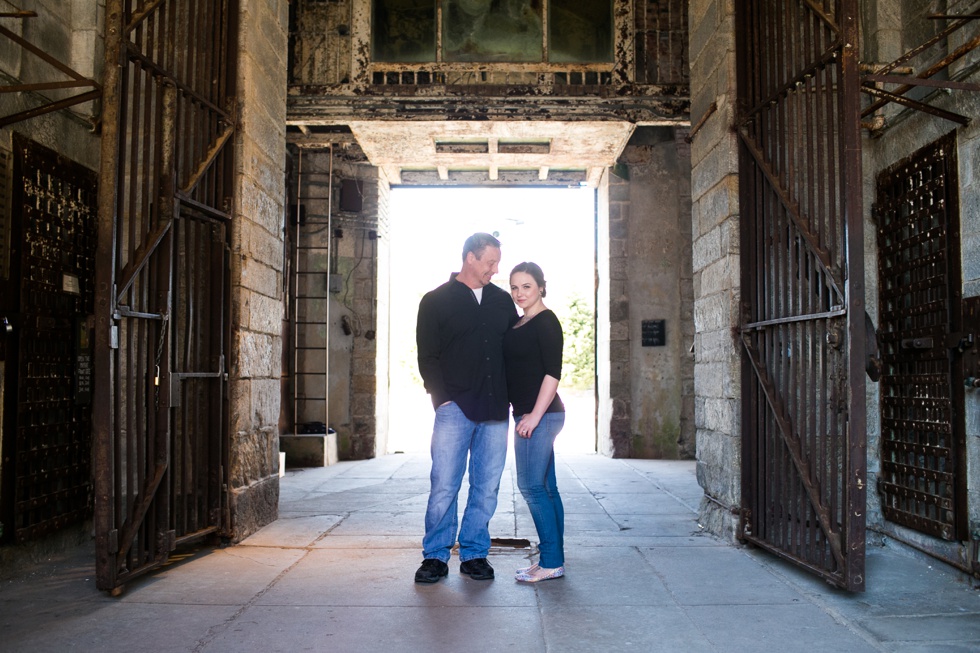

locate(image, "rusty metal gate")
(94, 0), (238, 592)
(0, 136), (96, 543)
(874, 132), (968, 543)
(735, 0), (867, 590)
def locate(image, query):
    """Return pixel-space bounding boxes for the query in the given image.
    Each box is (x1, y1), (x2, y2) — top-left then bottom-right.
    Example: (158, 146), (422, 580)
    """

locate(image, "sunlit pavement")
(2, 452), (979, 652)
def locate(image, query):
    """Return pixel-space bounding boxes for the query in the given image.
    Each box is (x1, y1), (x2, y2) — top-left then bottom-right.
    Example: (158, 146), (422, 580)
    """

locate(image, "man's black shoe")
(414, 559), (449, 583)
(460, 557), (495, 580)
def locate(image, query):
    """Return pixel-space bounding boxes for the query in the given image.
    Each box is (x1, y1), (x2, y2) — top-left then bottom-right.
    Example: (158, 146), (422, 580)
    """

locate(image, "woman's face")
(510, 271), (542, 311)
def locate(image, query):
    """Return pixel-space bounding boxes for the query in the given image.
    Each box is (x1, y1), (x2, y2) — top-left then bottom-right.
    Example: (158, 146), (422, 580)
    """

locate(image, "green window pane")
(549, 0), (613, 63)
(444, 0), (543, 62)
(372, 0), (437, 62)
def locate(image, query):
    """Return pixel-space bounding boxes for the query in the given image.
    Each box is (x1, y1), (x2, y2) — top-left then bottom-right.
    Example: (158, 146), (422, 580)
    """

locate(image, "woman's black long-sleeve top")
(416, 278), (519, 421)
(503, 309), (565, 416)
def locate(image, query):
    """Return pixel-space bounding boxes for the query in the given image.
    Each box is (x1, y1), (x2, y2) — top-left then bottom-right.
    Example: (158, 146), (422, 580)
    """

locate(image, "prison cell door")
(735, 0), (867, 591)
(93, 0), (239, 592)
(874, 133), (969, 544)
(0, 137), (96, 544)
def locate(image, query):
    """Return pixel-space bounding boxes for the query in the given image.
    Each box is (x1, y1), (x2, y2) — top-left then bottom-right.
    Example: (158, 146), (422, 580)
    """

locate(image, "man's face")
(465, 245), (501, 287)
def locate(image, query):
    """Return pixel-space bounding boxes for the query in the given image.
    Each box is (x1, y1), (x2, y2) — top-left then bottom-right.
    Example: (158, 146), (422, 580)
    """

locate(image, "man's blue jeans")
(514, 411), (565, 568)
(422, 402), (508, 563)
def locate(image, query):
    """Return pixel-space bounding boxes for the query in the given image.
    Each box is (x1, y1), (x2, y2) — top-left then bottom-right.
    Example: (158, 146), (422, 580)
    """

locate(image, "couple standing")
(414, 232), (566, 584)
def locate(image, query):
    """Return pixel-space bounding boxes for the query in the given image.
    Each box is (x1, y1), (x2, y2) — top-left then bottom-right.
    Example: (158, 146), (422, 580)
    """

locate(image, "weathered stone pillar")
(689, 0), (742, 541)
(227, 0), (289, 540)
(597, 169), (632, 457)
(598, 128), (695, 460)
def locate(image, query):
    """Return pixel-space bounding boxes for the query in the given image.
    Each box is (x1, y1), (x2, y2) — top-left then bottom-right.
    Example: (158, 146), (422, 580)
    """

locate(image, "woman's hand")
(516, 414), (541, 438)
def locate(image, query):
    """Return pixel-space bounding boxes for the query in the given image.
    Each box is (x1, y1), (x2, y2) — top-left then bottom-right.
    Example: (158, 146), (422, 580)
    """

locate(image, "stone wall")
(227, 0), (289, 540)
(624, 127), (694, 459)
(0, 1), (103, 168)
(688, 0), (742, 541)
(597, 127), (695, 459)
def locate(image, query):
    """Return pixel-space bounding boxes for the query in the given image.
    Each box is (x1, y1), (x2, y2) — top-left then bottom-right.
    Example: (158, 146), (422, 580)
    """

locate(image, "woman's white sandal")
(516, 566), (564, 583)
(516, 564), (540, 575)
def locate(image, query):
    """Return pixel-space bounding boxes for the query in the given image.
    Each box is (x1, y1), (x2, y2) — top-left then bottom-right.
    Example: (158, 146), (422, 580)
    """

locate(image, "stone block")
(229, 475), (279, 542)
(237, 330), (279, 378)
(280, 432), (339, 467)
(693, 227), (721, 272)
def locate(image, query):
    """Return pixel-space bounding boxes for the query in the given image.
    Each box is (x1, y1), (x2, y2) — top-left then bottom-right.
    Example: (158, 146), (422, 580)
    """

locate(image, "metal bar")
(114, 462), (167, 562)
(738, 47), (840, 126)
(841, 1), (867, 591)
(741, 333), (845, 566)
(0, 23), (91, 81)
(180, 121), (234, 195)
(175, 191), (231, 221)
(123, 42), (231, 120)
(862, 73), (980, 92)
(861, 85), (970, 125)
(873, 17), (975, 76)
(0, 80), (99, 93)
(863, 27), (980, 117)
(683, 101), (716, 143)
(293, 149), (302, 435)
(0, 89), (102, 128)
(94, 0), (124, 593)
(737, 128), (843, 299)
(115, 308), (165, 320)
(800, 0), (840, 35)
(125, 0), (167, 36)
(742, 307), (847, 331)
(114, 219), (174, 303)
(325, 146), (333, 433)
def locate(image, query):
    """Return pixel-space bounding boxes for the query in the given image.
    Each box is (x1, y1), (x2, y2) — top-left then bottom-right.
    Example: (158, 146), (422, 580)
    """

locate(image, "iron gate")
(874, 132), (968, 543)
(735, 0), (867, 590)
(94, 0), (238, 592)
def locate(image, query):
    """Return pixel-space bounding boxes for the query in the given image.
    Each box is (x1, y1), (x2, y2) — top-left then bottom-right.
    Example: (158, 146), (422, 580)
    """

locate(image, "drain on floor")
(490, 538), (531, 549)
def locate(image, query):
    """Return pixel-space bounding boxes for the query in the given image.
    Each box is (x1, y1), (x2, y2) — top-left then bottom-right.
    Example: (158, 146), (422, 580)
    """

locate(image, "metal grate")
(874, 132), (966, 542)
(736, 0), (866, 591)
(10, 134), (96, 542)
(95, 0), (237, 591)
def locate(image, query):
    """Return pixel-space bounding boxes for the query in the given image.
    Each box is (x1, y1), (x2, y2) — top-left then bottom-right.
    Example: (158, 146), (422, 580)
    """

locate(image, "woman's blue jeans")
(514, 411), (565, 568)
(422, 402), (508, 563)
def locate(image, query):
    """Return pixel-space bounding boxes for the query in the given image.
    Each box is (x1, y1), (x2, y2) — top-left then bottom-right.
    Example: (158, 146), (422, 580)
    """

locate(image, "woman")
(503, 262), (566, 583)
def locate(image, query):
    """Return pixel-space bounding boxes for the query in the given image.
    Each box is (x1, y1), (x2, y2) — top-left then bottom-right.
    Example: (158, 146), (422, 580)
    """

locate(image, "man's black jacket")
(416, 278), (518, 422)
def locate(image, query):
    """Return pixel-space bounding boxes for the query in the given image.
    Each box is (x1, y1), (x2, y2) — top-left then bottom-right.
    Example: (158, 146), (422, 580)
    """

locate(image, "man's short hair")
(462, 232), (501, 263)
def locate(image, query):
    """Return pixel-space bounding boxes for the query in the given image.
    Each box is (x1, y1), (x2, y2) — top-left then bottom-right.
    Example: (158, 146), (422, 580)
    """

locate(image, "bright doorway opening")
(387, 186), (596, 454)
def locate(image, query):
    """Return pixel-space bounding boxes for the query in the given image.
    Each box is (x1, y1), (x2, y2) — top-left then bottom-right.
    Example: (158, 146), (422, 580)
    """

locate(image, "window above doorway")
(370, 0), (613, 64)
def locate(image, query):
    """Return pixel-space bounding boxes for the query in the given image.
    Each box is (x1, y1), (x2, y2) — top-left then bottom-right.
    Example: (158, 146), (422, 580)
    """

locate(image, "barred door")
(875, 133), (968, 543)
(735, 0), (867, 590)
(0, 136), (96, 543)
(93, 0), (238, 591)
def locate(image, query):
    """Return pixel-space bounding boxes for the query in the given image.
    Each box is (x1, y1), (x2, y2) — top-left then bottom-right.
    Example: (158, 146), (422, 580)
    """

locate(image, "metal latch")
(901, 337), (933, 350)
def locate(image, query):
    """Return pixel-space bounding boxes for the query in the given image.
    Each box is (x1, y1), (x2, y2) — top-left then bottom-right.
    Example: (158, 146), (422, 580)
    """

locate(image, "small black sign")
(641, 319), (665, 347)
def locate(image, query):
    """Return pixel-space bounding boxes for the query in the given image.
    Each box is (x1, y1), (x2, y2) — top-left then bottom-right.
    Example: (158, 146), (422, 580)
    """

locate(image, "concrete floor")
(2, 453), (979, 652)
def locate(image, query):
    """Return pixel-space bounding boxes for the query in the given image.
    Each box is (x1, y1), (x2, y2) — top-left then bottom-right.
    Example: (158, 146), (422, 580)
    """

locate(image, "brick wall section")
(688, 0), (741, 541)
(228, 0), (289, 541)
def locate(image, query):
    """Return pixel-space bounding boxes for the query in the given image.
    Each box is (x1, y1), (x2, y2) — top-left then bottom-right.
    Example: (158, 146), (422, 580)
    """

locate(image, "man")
(414, 233), (519, 583)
